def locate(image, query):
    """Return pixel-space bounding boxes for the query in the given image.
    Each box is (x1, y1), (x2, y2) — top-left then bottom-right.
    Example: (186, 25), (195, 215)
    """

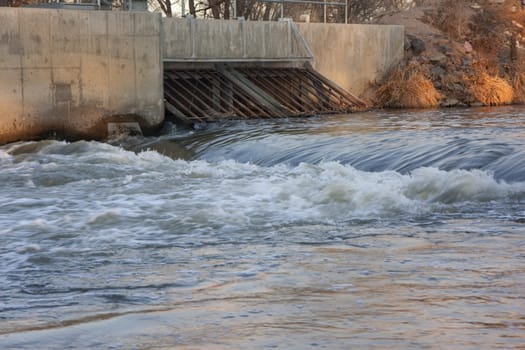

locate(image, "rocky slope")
(367, 0), (525, 108)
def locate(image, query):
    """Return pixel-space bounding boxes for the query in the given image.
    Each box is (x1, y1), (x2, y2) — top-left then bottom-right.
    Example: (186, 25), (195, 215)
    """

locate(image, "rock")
(430, 53), (447, 64)
(441, 98), (460, 107)
(410, 37), (426, 55)
(464, 41), (473, 53)
(431, 66), (446, 77)
(452, 83), (464, 91)
(438, 45), (452, 54)
(470, 102), (484, 107)
(419, 55), (430, 64)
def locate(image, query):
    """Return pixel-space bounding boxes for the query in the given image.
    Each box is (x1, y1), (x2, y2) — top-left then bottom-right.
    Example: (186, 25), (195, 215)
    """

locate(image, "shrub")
(376, 63), (442, 108)
(464, 65), (513, 106)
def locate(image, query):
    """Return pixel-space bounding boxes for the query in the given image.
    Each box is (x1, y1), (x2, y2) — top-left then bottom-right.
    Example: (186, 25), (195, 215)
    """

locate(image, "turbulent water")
(1, 107), (524, 349)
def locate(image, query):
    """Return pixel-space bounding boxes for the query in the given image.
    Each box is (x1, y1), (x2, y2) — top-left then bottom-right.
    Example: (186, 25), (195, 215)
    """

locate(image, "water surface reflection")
(1, 107), (524, 349)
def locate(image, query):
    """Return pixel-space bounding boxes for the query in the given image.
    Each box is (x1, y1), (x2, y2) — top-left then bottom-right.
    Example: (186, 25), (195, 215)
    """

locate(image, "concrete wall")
(0, 8), (163, 144)
(297, 23), (404, 95)
(162, 19), (403, 95)
(162, 18), (310, 61)
(0, 9), (403, 144)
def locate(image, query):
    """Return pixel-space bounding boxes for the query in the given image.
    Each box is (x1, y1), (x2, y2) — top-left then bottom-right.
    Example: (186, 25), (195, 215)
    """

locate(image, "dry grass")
(426, 0), (471, 40)
(376, 64), (442, 108)
(510, 61), (525, 104)
(464, 66), (513, 106)
(469, 6), (508, 58)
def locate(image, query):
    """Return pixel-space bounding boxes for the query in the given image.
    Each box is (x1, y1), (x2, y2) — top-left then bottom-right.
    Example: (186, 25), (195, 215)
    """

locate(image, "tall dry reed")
(464, 66), (513, 106)
(376, 64), (442, 108)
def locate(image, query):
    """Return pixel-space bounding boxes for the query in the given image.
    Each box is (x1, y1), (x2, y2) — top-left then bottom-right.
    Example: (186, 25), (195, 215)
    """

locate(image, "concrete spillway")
(0, 8), (403, 144)
(161, 18), (370, 124)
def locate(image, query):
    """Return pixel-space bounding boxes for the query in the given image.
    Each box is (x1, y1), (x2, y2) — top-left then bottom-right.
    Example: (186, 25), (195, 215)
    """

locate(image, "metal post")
(240, 17), (247, 58)
(281, 0), (284, 19)
(233, 0), (237, 19)
(345, 0), (347, 24)
(189, 15), (196, 58)
(287, 19), (291, 57)
(323, 0), (326, 23)
(181, 0), (185, 16)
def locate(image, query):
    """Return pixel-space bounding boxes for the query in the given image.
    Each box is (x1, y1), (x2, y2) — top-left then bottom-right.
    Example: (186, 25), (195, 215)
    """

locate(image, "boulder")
(410, 37), (426, 55)
(431, 66), (446, 77)
(430, 53), (448, 64)
(441, 98), (460, 107)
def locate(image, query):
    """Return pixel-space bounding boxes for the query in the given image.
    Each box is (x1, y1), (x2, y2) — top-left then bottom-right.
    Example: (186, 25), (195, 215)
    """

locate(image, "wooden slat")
(163, 65), (367, 125)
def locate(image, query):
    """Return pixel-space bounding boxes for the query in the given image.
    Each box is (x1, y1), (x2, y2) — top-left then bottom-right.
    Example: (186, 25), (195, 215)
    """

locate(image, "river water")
(1, 107), (524, 349)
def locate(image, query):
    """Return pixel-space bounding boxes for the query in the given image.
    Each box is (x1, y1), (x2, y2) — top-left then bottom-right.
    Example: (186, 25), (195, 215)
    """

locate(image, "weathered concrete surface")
(162, 18), (310, 61)
(297, 23), (404, 95)
(0, 8), (163, 144)
(162, 19), (403, 95)
(1, 9), (403, 144)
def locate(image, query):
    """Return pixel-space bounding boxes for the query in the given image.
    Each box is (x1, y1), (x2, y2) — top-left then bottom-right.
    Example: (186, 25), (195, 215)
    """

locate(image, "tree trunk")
(224, 0), (230, 19)
(156, 0), (173, 17)
(165, 0), (172, 17)
(189, 0), (196, 16)
(209, 0), (221, 19)
(243, 0), (254, 18)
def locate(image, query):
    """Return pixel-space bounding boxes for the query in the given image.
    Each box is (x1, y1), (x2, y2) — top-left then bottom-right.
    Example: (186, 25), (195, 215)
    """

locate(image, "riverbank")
(365, 0), (525, 109)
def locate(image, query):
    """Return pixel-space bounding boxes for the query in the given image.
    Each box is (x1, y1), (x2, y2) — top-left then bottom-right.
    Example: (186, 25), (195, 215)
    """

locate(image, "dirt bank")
(366, 0), (525, 108)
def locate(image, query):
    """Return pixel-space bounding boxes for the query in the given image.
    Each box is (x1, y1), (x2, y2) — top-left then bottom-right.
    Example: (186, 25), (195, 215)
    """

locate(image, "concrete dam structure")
(0, 7), (404, 144)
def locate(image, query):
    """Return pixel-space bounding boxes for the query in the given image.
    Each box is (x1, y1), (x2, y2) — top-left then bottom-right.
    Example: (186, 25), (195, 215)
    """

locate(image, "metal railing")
(21, 0), (147, 11)
(180, 0), (348, 24)
(260, 0), (348, 24)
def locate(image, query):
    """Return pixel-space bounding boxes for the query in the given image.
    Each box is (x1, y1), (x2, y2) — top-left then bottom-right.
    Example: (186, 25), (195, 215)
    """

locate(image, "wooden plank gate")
(163, 64), (367, 125)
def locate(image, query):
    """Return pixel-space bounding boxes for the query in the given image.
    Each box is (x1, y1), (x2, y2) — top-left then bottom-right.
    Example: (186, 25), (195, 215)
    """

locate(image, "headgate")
(162, 17), (367, 125)
(164, 65), (366, 124)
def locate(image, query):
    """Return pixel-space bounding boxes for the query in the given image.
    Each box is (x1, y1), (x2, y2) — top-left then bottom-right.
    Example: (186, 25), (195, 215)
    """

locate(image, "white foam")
(15, 244), (42, 254)
(0, 149), (11, 160)
(404, 167), (520, 203)
(138, 159), (525, 224)
(2, 141), (524, 232)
